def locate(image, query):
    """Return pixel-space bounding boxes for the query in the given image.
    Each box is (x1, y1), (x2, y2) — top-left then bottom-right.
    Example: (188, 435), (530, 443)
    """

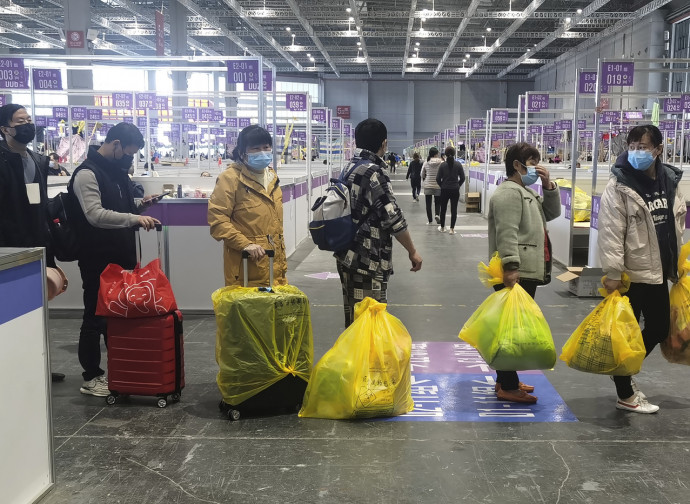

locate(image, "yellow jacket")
(208, 162), (288, 287)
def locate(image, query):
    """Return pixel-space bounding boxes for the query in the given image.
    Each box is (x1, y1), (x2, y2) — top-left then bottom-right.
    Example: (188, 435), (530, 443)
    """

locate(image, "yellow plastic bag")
(555, 179), (591, 222)
(458, 254), (556, 371)
(560, 274), (645, 375)
(662, 242), (690, 364)
(212, 285), (313, 405)
(299, 298), (413, 419)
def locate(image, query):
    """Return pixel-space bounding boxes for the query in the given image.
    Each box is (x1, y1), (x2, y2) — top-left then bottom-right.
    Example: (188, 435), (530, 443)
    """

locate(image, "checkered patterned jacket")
(335, 149), (408, 278)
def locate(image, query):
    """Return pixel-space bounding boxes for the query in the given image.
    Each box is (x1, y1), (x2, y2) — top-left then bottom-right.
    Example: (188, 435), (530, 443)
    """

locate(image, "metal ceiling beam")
(249, 44), (570, 55)
(342, 56), (548, 65)
(287, 30), (596, 39)
(0, 35), (22, 48)
(218, 0), (303, 71)
(466, 0), (546, 78)
(243, 9), (630, 20)
(527, 0), (676, 78)
(498, 0), (611, 78)
(401, 0), (418, 77)
(284, 0), (339, 76)
(348, 0), (371, 78)
(433, 0), (480, 77)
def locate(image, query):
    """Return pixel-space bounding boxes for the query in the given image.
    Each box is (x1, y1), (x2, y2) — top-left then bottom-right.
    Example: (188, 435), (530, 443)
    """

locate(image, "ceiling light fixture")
(346, 7), (351, 13)
(415, 42), (420, 46)
(464, 53), (470, 58)
(307, 53), (311, 57)
(16, 23), (22, 28)
(285, 27), (291, 31)
(576, 8), (582, 14)
(565, 17), (571, 23)
(309, 56), (314, 62)
(486, 27), (491, 32)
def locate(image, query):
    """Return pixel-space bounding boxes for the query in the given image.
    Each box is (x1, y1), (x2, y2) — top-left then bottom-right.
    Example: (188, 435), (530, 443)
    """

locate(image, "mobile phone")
(150, 191), (171, 202)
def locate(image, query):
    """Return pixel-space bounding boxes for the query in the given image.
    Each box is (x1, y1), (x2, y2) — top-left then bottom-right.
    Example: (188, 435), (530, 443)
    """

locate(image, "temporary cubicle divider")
(482, 107), (520, 216)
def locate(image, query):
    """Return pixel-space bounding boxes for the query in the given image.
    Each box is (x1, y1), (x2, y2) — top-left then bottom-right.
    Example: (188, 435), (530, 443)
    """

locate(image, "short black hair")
(0, 104), (26, 139)
(104, 122), (145, 150)
(627, 125), (663, 148)
(412, 152), (420, 160)
(505, 142), (540, 176)
(355, 118), (387, 153)
(231, 125), (272, 161)
(49, 152), (59, 161)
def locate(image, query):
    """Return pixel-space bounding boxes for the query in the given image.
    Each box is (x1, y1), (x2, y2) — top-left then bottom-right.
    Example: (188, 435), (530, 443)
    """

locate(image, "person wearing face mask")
(208, 125), (287, 287)
(0, 103), (67, 383)
(599, 125), (686, 414)
(488, 142), (561, 403)
(48, 152), (70, 176)
(67, 122), (160, 398)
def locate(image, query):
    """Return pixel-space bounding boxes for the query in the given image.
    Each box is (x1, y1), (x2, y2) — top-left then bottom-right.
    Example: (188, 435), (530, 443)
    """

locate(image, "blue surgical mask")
(245, 152), (272, 172)
(627, 149), (655, 171)
(519, 163), (539, 186)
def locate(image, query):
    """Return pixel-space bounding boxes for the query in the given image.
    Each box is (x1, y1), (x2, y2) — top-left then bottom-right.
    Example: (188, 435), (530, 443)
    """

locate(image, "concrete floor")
(42, 172), (690, 504)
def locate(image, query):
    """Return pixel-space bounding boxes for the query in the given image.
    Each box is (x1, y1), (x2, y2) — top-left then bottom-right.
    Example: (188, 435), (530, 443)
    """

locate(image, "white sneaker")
(616, 393), (659, 414)
(426, 221), (434, 225)
(80, 376), (110, 397)
(449, 228), (456, 235)
(438, 226), (446, 233)
(610, 376), (646, 400)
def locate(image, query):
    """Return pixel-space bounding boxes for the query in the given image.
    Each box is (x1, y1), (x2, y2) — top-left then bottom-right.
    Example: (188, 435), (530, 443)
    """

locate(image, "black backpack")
(47, 191), (79, 262)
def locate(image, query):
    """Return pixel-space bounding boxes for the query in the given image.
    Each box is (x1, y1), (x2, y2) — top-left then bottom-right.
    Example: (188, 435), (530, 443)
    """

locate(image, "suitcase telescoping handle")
(241, 249), (275, 290)
(134, 223), (164, 264)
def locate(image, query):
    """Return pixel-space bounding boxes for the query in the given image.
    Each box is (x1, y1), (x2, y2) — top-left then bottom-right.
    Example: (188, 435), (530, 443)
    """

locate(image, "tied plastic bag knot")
(354, 297), (387, 319)
(598, 272), (631, 297)
(478, 252), (505, 288)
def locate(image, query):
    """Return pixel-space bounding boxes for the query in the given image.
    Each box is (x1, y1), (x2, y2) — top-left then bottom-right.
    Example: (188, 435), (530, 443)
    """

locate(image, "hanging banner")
(155, 10), (165, 57)
(227, 59), (259, 84)
(600, 62), (634, 87)
(578, 71), (597, 94)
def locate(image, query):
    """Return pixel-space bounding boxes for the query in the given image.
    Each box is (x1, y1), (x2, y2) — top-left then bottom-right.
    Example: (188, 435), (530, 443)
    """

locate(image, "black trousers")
(425, 194), (440, 223)
(613, 281), (670, 399)
(410, 178), (421, 199)
(494, 280), (539, 391)
(78, 261), (109, 381)
(439, 188), (460, 229)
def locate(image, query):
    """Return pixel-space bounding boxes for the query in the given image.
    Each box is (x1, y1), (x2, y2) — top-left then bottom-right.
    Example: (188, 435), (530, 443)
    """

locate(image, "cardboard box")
(466, 192), (481, 213)
(556, 267), (604, 298)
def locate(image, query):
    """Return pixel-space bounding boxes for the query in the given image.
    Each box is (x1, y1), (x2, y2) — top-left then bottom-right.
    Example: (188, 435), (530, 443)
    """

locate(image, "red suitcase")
(106, 310), (185, 408)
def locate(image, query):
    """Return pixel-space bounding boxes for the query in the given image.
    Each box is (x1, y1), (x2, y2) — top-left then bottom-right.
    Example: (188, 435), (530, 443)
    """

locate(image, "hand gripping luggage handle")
(241, 249), (275, 289)
(134, 223), (164, 265)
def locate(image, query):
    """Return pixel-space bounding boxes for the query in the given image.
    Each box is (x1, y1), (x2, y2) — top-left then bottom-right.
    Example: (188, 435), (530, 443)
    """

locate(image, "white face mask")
(49, 160), (55, 168)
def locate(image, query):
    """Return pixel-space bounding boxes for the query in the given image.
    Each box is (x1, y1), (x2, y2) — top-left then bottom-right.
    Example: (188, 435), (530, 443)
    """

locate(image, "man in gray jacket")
(599, 125), (686, 414)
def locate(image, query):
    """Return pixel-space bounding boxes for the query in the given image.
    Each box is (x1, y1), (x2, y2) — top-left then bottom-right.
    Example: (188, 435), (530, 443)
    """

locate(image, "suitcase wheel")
(171, 393), (181, 403)
(157, 398), (168, 409)
(228, 409), (241, 421)
(105, 394), (117, 406)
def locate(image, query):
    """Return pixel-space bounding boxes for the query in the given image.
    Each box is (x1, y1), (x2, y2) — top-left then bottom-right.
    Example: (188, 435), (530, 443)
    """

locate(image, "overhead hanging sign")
(0, 67), (28, 89)
(663, 98), (683, 114)
(135, 92), (157, 109)
(87, 109), (102, 121)
(601, 62), (634, 87)
(182, 108), (197, 121)
(52, 107), (68, 120)
(601, 110), (620, 123)
(239, 118), (251, 128)
(71, 107), (87, 120)
(155, 10), (165, 57)
(246, 70), (273, 92)
(469, 118), (484, 129)
(491, 110), (509, 124)
(154, 96), (168, 110)
(226, 117), (238, 128)
(112, 92), (133, 109)
(286, 93), (307, 111)
(32, 69), (62, 90)
(336, 105), (351, 119)
(226, 59), (259, 84)
(578, 71), (597, 94)
(66, 31), (85, 49)
(528, 93), (549, 111)
(624, 111), (643, 120)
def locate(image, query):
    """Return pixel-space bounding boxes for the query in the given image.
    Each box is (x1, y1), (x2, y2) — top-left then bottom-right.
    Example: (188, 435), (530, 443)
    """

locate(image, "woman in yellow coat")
(208, 125), (287, 287)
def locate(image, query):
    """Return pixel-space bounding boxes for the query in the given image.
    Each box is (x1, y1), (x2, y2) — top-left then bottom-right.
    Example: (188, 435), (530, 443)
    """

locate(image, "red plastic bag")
(96, 259), (177, 318)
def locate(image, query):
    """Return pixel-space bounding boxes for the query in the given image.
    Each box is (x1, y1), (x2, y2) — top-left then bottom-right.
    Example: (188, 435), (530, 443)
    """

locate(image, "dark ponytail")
(427, 146), (439, 162)
(444, 146), (456, 169)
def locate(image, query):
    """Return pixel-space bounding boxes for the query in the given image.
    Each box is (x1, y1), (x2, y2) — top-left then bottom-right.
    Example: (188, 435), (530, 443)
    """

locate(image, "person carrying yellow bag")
(299, 297), (413, 419)
(481, 142), (561, 403)
(459, 254), (556, 403)
(661, 242), (690, 364)
(599, 125), (686, 414)
(560, 274), (645, 376)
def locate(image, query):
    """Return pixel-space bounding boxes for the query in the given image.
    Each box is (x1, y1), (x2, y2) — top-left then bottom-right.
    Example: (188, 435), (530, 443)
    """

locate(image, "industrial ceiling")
(0, 0), (686, 80)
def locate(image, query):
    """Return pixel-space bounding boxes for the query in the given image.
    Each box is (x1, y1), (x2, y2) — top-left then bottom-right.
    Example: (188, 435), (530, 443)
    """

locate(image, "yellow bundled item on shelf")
(555, 179), (591, 222)
(662, 242), (690, 364)
(458, 254), (556, 371)
(470, 160), (481, 167)
(560, 274), (645, 375)
(299, 297), (413, 419)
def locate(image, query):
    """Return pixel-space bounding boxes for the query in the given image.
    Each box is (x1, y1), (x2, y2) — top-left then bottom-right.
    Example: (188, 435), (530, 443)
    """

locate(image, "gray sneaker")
(80, 376), (110, 397)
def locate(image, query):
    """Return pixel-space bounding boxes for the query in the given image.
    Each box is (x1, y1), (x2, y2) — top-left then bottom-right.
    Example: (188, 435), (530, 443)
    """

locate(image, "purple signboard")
(504, 131), (516, 140)
(170, 123), (180, 134)
(276, 126), (286, 136)
(123, 116), (134, 124)
(491, 133), (504, 140)
(112, 92), (133, 109)
(0, 58), (27, 89)
(0, 96), (5, 106)
(246, 70), (273, 92)
(227, 117), (238, 128)
(331, 118), (341, 130)
(659, 120), (676, 131)
(457, 125), (467, 135)
(624, 111), (643, 120)
(47, 118), (58, 128)
(211, 128), (223, 135)
(35, 117), (47, 127)
(492, 109), (509, 124)
(137, 117), (147, 127)
(560, 119), (573, 130)
(53, 107), (68, 120)
(87, 109), (102, 121)
(150, 118), (159, 128)
(71, 107), (87, 120)
(564, 189), (572, 220)
(578, 119), (586, 130)
(601, 110), (620, 123)
(199, 108), (214, 122)
(239, 118), (251, 128)
(32, 69), (62, 90)
(182, 123), (196, 132)
(182, 108), (197, 121)
(543, 125), (555, 134)
(227, 59), (259, 84)
(286, 93), (307, 111)
(601, 62), (634, 87)
(213, 110), (224, 122)
(528, 125), (542, 134)
(579, 130), (594, 139)
(591, 196), (601, 230)
(135, 92), (157, 109)
(682, 94), (690, 112)
(155, 96), (169, 110)
(528, 93), (549, 111)
(312, 109), (326, 123)
(664, 98), (683, 114)
(344, 123), (351, 136)
(469, 119), (484, 129)
(578, 71), (597, 94)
